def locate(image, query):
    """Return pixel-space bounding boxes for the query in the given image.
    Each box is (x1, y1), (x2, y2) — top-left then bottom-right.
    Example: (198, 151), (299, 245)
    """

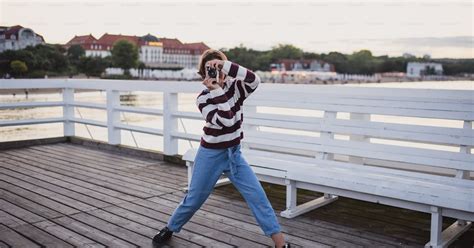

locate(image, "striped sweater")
(196, 60), (260, 149)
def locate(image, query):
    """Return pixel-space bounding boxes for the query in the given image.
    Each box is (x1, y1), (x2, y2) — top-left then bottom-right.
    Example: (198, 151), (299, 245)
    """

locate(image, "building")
(64, 33), (209, 69)
(160, 38), (209, 69)
(0, 25), (45, 52)
(271, 59), (335, 72)
(406, 62), (443, 78)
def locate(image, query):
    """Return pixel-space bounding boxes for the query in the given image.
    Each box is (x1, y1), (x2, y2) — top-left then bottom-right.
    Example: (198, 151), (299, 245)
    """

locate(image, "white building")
(0, 25), (45, 52)
(406, 62), (443, 78)
(64, 33), (209, 69)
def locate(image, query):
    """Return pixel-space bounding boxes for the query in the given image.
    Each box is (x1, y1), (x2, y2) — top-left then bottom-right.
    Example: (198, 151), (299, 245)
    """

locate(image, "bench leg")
(280, 179), (338, 218)
(424, 207), (472, 248)
(182, 161), (231, 192)
(181, 161), (194, 192)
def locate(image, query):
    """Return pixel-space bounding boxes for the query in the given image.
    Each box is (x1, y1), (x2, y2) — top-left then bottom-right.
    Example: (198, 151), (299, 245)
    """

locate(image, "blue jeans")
(166, 143), (282, 237)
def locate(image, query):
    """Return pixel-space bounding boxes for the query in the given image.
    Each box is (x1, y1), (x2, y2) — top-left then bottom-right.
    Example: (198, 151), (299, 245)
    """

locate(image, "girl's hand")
(206, 59), (224, 70)
(202, 76), (221, 91)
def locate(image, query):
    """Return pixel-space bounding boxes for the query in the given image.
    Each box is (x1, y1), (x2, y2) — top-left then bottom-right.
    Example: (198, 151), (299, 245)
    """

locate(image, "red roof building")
(63, 33), (210, 69)
(0, 25), (45, 52)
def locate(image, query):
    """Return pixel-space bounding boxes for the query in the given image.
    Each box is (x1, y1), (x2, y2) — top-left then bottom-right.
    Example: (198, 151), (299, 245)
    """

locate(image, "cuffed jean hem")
(166, 224), (181, 233)
(264, 226), (282, 237)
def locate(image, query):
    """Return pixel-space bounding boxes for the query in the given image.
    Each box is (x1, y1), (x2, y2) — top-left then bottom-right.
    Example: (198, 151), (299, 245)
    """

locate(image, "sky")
(1, 0), (473, 58)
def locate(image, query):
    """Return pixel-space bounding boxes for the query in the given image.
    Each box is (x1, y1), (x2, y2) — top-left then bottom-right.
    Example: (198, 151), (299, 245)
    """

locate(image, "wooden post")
(456, 121), (471, 179)
(349, 112), (370, 164)
(456, 120), (471, 226)
(285, 179), (297, 212)
(106, 89), (121, 145)
(316, 111), (336, 160)
(62, 88), (75, 137)
(163, 92), (178, 155)
(428, 206), (443, 248)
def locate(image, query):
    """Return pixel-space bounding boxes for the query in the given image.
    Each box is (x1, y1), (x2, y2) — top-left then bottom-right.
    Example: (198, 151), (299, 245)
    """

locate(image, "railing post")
(62, 88), (75, 137)
(107, 89), (121, 145)
(349, 112), (370, 164)
(163, 91), (178, 155)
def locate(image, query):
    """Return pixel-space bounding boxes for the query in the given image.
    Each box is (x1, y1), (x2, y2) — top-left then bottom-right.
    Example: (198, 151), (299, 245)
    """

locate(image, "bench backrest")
(241, 84), (474, 180)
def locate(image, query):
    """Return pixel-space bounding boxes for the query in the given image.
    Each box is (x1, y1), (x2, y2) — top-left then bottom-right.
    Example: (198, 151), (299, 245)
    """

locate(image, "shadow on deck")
(0, 138), (473, 247)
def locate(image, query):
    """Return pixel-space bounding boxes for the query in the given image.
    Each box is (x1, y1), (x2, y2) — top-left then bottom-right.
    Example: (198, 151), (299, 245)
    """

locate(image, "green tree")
(78, 56), (110, 78)
(111, 40), (138, 76)
(67, 45), (85, 62)
(347, 50), (375, 74)
(224, 45), (261, 70)
(323, 52), (348, 73)
(10, 60), (28, 77)
(269, 44), (303, 61)
(67, 45), (85, 77)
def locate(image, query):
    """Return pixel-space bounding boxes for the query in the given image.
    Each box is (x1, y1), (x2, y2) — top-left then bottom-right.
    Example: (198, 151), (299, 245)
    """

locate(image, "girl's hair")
(197, 49), (228, 80)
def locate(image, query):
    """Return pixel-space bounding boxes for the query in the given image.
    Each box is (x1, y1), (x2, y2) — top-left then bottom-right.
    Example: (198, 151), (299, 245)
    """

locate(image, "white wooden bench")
(182, 85), (473, 248)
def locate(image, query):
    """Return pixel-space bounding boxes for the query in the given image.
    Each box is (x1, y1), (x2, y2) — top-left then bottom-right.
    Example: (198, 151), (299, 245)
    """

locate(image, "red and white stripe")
(196, 60), (260, 149)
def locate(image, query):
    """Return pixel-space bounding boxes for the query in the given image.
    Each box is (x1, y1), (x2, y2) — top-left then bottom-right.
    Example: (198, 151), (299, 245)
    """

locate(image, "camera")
(206, 66), (219, 84)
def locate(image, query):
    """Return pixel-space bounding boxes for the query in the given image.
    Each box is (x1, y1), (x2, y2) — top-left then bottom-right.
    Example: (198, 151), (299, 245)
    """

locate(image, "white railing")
(0, 79), (209, 155)
(1, 79), (473, 158)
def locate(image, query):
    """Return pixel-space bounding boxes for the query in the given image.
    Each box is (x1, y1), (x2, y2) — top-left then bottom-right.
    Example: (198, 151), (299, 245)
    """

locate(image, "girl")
(152, 49), (290, 248)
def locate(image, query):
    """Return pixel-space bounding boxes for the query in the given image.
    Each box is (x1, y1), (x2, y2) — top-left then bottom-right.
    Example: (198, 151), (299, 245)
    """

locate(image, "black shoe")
(275, 243), (291, 248)
(152, 226), (173, 247)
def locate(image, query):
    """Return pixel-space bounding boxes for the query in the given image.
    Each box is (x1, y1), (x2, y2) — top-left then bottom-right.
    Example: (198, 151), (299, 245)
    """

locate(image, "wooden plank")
(51, 143), (187, 179)
(0, 163), (126, 206)
(0, 181), (79, 216)
(146, 196), (349, 247)
(0, 189), (63, 220)
(31, 145), (184, 189)
(0, 240), (9, 248)
(251, 92), (473, 111)
(0, 169), (112, 209)
(244, 133), (473, 171)
(0, 158), (139, 203)
(110, 201), (236, 247)
(0, 152), (153, 198)
(0, 200), (103, 248)
(0, 211), (73, 247)
(1, 144), (472, 247)
(127, 199), (276, 247)
(241, 148), (473, 188)
(52, 216), (136, 247)
(0, 174), (98, 212)
(0, 224), (40, 248)
(8, 148), (172, 196)
(245, 112), (473, 146)
(91, 207), (200, 247)
(246, 98), (473, 120)
(283, 165), (474, 212)
(33, 220), (105, 248)
(66, 212), (152, 248)
(0, 200), (45, 226)
(51, 143), (186, 177)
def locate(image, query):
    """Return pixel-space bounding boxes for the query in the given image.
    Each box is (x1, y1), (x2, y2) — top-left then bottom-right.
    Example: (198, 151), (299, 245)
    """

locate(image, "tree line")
(0, 42), (472, 78)
(0, 40), (139, 78)
(222, 44), (474, 75)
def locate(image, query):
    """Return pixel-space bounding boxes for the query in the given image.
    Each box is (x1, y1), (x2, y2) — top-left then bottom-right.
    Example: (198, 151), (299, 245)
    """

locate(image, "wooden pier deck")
(0, 141), (473, 247)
